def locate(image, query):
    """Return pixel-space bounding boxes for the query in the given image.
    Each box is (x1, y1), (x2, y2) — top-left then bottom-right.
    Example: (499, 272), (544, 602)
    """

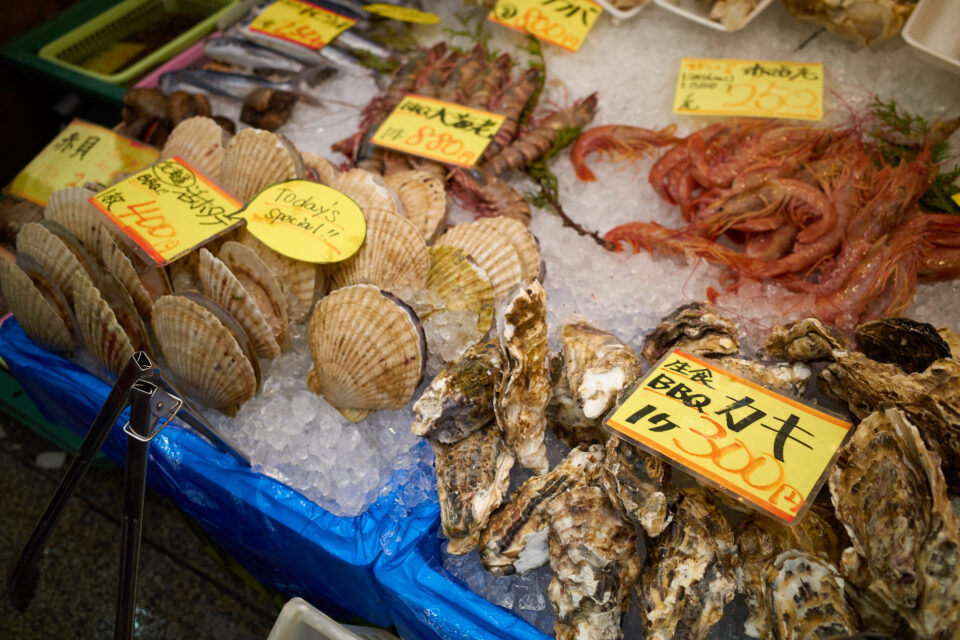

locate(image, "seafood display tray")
(902, 0), (960, 76)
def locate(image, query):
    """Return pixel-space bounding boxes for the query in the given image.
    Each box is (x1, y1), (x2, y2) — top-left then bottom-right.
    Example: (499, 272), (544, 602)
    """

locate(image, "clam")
(383, 169), (447, 241)
(475, 216), (541, 282)
(562, 320), (642, 420)
(641, 302), (739, 364)
(329, 209), (430, 293)
(43, 187), (106, 255)
(97, 225), (170, 320)
(437, 221), (523, 302)
(307, 284), (426, 421)
(763, 317), (846, 361)
(855, 317), (951, 373)
(0, 258), (73, 352)
(220, 128), (302, 201)
(161, 116), (229, 182)
(16, 221), (94, 305)
(235, 228), (315, 322)
(425, 245), (495, 335)
(330, 168), (403, 217)
(301, 151), (339, 185)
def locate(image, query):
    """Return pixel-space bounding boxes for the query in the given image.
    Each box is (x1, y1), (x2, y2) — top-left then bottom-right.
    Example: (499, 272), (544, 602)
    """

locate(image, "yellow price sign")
(952, 193), (960, 208)
(489, 0), (602, 53)
(605, 349), (851, 523)
(371, 95), (505, 168)
(249, 0), (355, 50)
(674, 58), (824, 121)
(363, 4), (441, 23)
(241, 180), (366, 263)
(89, 157), (243, 267)
(5, 119), (159, 207)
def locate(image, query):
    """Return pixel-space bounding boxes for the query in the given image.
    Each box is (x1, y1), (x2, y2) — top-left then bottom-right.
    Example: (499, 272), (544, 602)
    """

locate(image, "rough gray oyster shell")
(412, 341), (501, 443)
(546, 372), (607, 448)
(829, 408), (960, 639)
(939, 328), (960, 361)
(765, 549), (859, 640)
(855, 318), (951, 373)
(763, 317), (846, 361)
(641, 302), (739, 365)
(639, 487), (739, 640)
(546, 485), (641, 640)
(599, 435), (677, 538)
(562, 320), (643, 419)
(712, 356), (811, 396)
(433, 426), (514, 554)
(495, 281), (551, 472)
(479, 445), (604, 575)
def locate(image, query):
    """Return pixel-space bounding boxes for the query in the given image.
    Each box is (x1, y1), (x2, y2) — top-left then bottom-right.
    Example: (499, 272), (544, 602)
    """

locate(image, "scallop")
(384, 170), (447, 241)
(0, 258), (73, 352)
(475, 216), (540, 282)
(161, 116), (229, 182)
(43, 187), (106, 255)
(71, 271), (146, 377)
(97, 225), (170, 320)
(220, 128), (302, 201)
(331, 168), (403, 217)
(307, 284), (425, 421)
(220, 241), (288, 349)
(235, 227), (315, 322)
(16, 221), (93, 305)
(301, 151), (339, 185)
(436, 221), (523, 302)
(330, 209), (430, 293)
(425, 245), (495, 335)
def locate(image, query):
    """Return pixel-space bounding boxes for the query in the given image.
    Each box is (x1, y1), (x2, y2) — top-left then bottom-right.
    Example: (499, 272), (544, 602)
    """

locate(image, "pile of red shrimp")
(571, 119), (960, 328)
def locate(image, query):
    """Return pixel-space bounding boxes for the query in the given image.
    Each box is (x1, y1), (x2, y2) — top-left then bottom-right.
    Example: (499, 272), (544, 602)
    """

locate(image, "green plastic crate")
(37, 0), (239, 85)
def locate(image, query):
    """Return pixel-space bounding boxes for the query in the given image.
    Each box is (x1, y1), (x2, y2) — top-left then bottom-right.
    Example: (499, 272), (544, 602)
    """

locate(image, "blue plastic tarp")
(0, 318), (550, 640)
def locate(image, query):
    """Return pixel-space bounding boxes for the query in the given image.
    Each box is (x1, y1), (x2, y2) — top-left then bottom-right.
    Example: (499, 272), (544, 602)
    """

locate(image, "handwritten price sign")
(605, 350), (850, 523)
(362, 3), (440, 24)
(371, 95), (505, 168)
(249, 0), (355, 50)
(5, 119), (159, 206)
(674, 58), (824, 121)
(241, 180), (366, 263)
(89, 157), (243, 266)
(489, 0), (602, 52)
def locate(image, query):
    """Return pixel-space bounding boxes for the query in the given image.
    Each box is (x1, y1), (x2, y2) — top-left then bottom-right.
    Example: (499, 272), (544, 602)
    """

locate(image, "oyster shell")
(235, 228), (315, 322)
(307, 284), (425, 421)
(641, 302), (739, 365)
(547, 485), (641, 640)
(71, 271), (150, 376)
(437, 221), (524, 302)
(16, 221), (93, 305)
(546, 371), (607, 448)
(639, 488), (738, 640)
(479, 445), (605, 575)
(220, 128), (302, 201)
(829, 408), (960, 638)
(475, 216), (541, 283)
(412, 341), (501, 443)
(383, 170), (447, 241)
(855, 318), (950, 373)
(938, 327), (960, 361)
(765, 550), (859, 640)
(301, 151), (339, 185)
(425, 245), (495, 335)
(0, 258), (73, 351)
(495, 281), (551, 472)
(161, 116), (228, 182)
(330, 168), (403, 217)
(43, 187), (106, 255)
(600, 435), (678, 538)
(433, 426), (514, 555)
(562, 321), (642, 420)
(712, 356), (811, 396)
(763, 317), (846, 361)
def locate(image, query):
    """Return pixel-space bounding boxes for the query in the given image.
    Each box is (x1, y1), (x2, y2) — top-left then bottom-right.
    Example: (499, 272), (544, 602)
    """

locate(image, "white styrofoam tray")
(653, 0), (774, 31)
(902, 0), (960, 76)
(594, 0), (651, 21)
(268, 598), (401, 640)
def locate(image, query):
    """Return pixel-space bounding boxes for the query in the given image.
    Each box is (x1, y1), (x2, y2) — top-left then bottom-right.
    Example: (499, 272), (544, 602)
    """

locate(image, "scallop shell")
(98, 225), (159, 320)
(307, 284), (425, 420)
(331, 168), (403, 217)
(71, 272), (135, 376)
(384, 170), (447, 241)
(220, 241), (288, 349)
(436, 222), (523, 302)
(0, 258), (73, 351)
(475, 217), (540, 282)
(220, 128), (302, 201)
(16, 222), (92, 305)
(198, 248), (280, 359)
(426, 245), (495, 334)
(330, 209), (430, 293)
(235, 228), (315, 322)
(301, 151), (339, 185)
(152, 294), (258, 413)
(161, 116), (229, 182)
(44, 187), (106, 255)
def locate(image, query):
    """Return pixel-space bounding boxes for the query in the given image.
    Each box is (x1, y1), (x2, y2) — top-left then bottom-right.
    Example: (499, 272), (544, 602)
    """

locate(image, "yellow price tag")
(489, 0), (602, 53)
(363, 3), (441, 23)
(241, 180), (366, 263)
(674, 58), (823, 121)
(5, 119), (159, 207)
(88, 157), (243, 267)
(605, 349), (851, 523)
(952, 193), (960, 208)
(249, 0), (355, 50)
(371, 95), (505, 168)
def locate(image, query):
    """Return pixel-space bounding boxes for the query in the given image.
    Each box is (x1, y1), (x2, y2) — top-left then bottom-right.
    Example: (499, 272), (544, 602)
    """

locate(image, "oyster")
(600, 435), (678, 538)
(546, 371), (607, 448)
(641, 302), (739, 365)
(434, 426), (514, 554)
(639, 488), (738, 640)
(0, 258), (74, 352)
(562, 321), (642, 420)
(855, 318), (950, 373)
(479, 445), (604, 575)
(938, 327), (960, 361)
(829, 408), (960, 638)
(765, 550), (859, 640)
(412, 341), (501, 443)
(763, 317), (846, 361)
(495, 281), (551, 473)
(781, 0), (915, 46)
(383, 170), (447, 242)
(546, 485), (641, 640)
(712, 356), (811, 396)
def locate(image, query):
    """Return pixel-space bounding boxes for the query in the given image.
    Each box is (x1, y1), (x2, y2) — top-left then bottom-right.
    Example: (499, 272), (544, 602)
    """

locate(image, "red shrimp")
(449, 168), (531, 225)
(570, 124), (681, 182)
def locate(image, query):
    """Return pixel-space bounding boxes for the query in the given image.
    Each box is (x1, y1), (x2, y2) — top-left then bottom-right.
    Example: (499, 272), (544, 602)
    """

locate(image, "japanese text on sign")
(673, 58), (824, 121)
(249, 0), (355, 50)
(4, 119), (159, 206)
(362, 4), (441, 24)
(240, 180), (366, 263)
(489, 0), (602, 52)
(605, 350), (850, 522)
(371, 95), (505, 168)
(89, 157), (243, 267)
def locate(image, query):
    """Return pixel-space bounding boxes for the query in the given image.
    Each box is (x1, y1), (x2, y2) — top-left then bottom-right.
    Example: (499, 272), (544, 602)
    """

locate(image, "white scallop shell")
(161, 116), (229, 182)
(475, 217), (540, 282)
(436, 222), (523, 302)
(331, 168), (403, 217)
(44, 187), (107, 255)
(16, 222), (93, 305)
(220, 128), (302, 201)
(384, 170), (447, 242)
(330, 209), (430, 293)
(235, 227), (315, 322)
(0, 258), (73, 351)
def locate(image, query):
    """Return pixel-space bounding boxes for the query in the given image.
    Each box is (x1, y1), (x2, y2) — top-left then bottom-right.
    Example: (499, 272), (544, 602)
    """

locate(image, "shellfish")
(712, 356), (812, 396)
(641, 302), (739, 364)
(562, 321), (642, 420)
(437, 221), (524, 303)
(0, 258), (73, 352)
(424, 244), (495, 335)
(330, 168), (403, 218)
(855, 317), (950, 373)
(161, 116), (228, 182)
(16, 221), (94, 305)
(383, 170), (447, 241)
(763, 317), (846, 361)
(220, 128), (302, 201)
(235, 228), (315, 322)
(43, 187), (107, 255)
(97, 225), (169, 320)
(600, 435), (678, 538)
(765, 550), (859, 640)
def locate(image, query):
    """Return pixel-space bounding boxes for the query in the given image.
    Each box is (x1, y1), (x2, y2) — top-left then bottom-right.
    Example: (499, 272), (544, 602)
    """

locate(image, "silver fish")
(239, 26), (382, 82)
(334, 29), (394, 61)
(158, 67), (337, 106)
(203, 37), (305, 74)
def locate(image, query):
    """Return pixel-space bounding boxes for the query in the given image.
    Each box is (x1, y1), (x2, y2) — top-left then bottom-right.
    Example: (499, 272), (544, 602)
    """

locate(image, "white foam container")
(653, 0), (774, 31)
(268, 598), (401, 640)
(902, 0), (960, 76)
(594, 0), (651, 20)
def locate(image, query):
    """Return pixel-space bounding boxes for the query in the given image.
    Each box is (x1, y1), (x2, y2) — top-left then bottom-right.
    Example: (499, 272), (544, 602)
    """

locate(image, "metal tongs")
(7, 352), (249, 638)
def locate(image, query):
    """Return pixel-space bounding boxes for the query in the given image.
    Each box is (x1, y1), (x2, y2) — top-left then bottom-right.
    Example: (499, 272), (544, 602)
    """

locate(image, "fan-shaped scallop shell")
(235, 228), (315, 322)
(330, 209), (429, 292)
(331, 168), (403, 217)
(384, 170), (447, 241)
(476, 217), (540, 282)
(301, 151), (339, 185)
(307, 284), (425, 420)
(71, 272), (136, 376)
(0, 259), (73, 351)
(220, 128), (302, 201)
(97, 225), (161, 320)
(152, 294), (257, 412)
(220, 241), (288, 348)
(436, 222), (523, 302)
(427, 245), (495, 334)
(16, 222), (93, 305)
(161, 117), (228, 182)
(44, 187), (106, 255)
